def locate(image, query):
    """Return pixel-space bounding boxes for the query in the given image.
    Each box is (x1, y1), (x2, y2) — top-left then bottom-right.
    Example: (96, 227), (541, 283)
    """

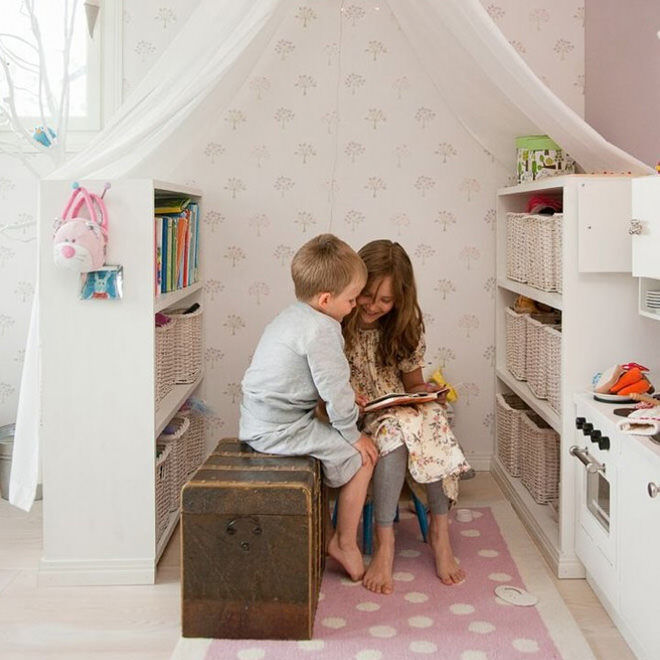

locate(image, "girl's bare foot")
(362, 526), (395, 594)
(432, 543), (465, 585)
(429, 514), (465, 585)
(327, 532), (365, 581)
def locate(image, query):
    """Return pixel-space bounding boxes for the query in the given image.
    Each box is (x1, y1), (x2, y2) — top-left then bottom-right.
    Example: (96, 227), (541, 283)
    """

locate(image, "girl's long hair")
(343, 240), (424, 366)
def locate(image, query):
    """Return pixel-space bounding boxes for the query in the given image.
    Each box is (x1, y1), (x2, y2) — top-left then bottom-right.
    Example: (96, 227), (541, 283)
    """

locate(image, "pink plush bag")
(53, 184), (108, 272)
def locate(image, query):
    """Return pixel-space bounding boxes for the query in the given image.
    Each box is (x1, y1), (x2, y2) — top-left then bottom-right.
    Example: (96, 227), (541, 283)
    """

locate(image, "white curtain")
(56, 0), (654, 181)
(10, 0), (288, 510)
(13, 0), (654, 511)
(388, 0), (653, 175)
(52, 0), (288, 179)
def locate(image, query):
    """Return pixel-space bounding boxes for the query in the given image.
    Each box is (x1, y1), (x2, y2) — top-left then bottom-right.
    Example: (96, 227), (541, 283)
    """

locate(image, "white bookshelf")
(493, 175), (658, 578)
(39, 178), (203, 585)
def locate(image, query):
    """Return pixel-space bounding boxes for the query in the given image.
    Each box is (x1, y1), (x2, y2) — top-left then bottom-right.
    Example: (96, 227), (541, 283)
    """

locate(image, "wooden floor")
(0, 473), (635, 660)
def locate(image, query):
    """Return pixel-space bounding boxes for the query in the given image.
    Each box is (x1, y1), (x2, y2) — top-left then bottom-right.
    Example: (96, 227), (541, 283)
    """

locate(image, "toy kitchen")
(571, 371), (659, 660)
(570, 175), (659, 660)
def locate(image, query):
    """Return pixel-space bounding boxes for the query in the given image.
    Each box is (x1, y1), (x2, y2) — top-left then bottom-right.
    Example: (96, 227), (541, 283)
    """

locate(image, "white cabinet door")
(618, 439), (660, 660)
(631, 176), (660, 279)
(577, 178), (632, 272)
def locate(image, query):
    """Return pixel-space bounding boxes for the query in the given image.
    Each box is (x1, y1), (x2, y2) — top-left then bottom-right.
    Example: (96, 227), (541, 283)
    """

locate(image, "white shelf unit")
(39, 179), (203, 585)
(493, 175), (657, 578)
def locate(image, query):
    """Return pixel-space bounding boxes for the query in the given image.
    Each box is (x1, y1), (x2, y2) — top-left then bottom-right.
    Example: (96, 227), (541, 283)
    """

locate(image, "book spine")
(155, 216), (162, 297)
(166, 217), (173, 292)
(193, 203), (200, 282)
(160, 216), (168, 293)
(182, 208), (190, 288)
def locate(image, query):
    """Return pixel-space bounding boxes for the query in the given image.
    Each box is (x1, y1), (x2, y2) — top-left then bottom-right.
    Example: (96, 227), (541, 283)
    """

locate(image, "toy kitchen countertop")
(573, 391), (660, 458)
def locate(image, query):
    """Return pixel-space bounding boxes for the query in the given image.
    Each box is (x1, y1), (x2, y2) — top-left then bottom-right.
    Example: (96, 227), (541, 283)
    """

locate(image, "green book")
(155, 196), (191, 214)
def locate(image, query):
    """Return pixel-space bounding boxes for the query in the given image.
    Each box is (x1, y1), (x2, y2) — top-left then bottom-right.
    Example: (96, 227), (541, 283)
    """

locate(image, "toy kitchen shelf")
(493, 175), (657, 579)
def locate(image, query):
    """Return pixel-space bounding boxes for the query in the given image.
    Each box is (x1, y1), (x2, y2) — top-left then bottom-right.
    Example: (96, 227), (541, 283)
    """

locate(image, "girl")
(343, 239), (471, 594)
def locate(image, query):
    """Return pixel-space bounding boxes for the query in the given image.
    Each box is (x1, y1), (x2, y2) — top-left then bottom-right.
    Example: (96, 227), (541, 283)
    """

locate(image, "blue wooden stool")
(331, 490), (429, 555)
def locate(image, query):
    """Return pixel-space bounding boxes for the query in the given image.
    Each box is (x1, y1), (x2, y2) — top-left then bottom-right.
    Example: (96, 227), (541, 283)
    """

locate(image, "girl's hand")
(406, 381), (449, 401)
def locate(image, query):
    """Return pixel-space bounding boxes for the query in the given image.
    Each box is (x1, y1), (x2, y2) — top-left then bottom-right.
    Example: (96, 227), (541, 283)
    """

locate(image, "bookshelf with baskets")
(493, 175), (658, 579)
(39, 179), (204, 585)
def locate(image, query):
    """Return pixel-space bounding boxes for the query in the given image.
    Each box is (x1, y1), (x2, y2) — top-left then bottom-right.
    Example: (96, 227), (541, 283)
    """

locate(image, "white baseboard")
(39, 557), (156, 586)
(463, 451), (492, 471)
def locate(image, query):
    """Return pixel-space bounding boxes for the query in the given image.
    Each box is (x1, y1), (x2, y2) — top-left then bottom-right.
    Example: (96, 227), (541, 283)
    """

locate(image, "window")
(0, 0), (121, 144)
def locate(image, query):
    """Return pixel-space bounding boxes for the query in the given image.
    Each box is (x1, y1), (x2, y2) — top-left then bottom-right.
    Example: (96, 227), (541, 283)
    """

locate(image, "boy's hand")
(315, 400), (329, 423)
(355, 392), (368, 413)
(353, 433), (379, 466)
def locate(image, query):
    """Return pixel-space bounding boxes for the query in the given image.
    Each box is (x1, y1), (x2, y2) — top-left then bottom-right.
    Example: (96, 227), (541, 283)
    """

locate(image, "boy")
(240, 234), (378, 581)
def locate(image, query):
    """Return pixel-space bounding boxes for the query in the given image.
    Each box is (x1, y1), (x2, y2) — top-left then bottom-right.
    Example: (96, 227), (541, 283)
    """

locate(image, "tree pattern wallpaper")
(0, 0), (585, 470)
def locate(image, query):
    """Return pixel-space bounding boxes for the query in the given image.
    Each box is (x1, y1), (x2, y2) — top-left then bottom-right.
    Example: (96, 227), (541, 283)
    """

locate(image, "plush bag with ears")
(53, 184), (108, 272)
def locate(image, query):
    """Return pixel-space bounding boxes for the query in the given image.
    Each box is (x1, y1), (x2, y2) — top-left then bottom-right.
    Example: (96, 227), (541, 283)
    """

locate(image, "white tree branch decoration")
(0, 0), (84, 239)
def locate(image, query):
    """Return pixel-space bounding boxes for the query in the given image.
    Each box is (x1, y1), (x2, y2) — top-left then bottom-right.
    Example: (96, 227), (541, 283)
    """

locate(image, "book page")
(363, 388), (449, 413)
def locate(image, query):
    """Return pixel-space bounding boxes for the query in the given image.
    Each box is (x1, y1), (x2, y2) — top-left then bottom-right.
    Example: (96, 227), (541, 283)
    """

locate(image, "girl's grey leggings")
(373, 444), (449, 526)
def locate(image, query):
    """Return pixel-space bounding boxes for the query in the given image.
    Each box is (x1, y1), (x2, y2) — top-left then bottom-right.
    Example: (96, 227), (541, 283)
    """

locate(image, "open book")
(362, 388), (450, 413)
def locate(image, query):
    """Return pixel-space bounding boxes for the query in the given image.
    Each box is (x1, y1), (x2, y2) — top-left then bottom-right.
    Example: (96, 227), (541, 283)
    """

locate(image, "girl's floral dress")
(346, 327), (471, 502)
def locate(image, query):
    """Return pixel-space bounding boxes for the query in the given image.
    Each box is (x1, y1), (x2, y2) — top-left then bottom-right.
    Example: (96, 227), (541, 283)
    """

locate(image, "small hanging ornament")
(33, 126), (57, 147)
(84, 0), (101, 38)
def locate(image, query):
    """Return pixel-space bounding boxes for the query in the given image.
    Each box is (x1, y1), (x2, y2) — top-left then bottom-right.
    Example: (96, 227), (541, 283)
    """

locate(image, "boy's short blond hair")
(291, 233), (367, 301)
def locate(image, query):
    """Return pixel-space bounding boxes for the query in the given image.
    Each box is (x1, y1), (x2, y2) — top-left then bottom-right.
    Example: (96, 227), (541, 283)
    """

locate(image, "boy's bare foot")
(362, 527), (395, 595)
(327, 533), (365, 581)
(429, 514), (466, 586)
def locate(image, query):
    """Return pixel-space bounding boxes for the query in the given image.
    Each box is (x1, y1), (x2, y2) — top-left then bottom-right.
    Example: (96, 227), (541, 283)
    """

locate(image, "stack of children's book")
(154, 196), (200, 296)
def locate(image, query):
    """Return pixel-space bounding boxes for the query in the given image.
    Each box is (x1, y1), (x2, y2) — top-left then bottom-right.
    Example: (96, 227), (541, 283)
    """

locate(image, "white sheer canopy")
(388, 0), (652, 175)
(12, 0), (653, 511)
(53, 0), (653, 181)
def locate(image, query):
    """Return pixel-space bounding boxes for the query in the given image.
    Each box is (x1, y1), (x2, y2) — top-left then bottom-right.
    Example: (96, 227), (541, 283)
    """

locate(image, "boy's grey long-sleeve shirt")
(239, 301), (361, 445)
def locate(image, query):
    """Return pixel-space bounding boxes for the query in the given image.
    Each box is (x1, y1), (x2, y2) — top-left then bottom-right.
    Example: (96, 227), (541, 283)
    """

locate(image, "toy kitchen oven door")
(570, 399), (619, 602)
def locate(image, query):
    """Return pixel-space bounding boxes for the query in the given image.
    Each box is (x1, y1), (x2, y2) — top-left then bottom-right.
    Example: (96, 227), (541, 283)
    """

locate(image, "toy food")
(592, 363), (653, 398)
(593, 364), (625, 393)
(610, 367), (645, 393)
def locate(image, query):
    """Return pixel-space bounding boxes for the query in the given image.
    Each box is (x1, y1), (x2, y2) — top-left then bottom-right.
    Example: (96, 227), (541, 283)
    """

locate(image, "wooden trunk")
(181, 438), (326, 639)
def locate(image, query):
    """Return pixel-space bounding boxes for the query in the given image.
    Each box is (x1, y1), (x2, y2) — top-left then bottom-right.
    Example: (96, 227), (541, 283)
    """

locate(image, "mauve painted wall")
(585, 0), (660, 168)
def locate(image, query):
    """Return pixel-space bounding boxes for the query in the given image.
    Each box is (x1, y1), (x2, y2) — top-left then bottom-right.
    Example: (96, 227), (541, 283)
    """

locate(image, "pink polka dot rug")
(185, 505), (592, 660)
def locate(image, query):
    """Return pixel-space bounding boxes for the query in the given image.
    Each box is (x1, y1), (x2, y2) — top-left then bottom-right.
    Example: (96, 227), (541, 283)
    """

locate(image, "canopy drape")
(12, 0), (653, 511)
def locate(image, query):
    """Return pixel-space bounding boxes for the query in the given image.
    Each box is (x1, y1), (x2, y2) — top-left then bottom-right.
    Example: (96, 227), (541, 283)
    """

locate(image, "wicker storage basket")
(545, 325), (562, 413)
(155, 443), (173, 540)
(179, 408), (206, 475)
(169, 307), (203, 384)
(553, 214), (563, 293)
(155, 318), (176, 406)
(525, 313), (561, 399)
(505, 306), (528, 380)
(520, 412), (560, 504)
(158, 415), (190, 511)
(526, 214), (563, 292)
(506, 212), (528, 282)
(496, 392), (530, 477)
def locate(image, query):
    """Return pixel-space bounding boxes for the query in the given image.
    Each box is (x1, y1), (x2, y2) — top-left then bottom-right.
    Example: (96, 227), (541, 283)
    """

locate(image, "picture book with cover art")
(362, 387), (450, 413)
